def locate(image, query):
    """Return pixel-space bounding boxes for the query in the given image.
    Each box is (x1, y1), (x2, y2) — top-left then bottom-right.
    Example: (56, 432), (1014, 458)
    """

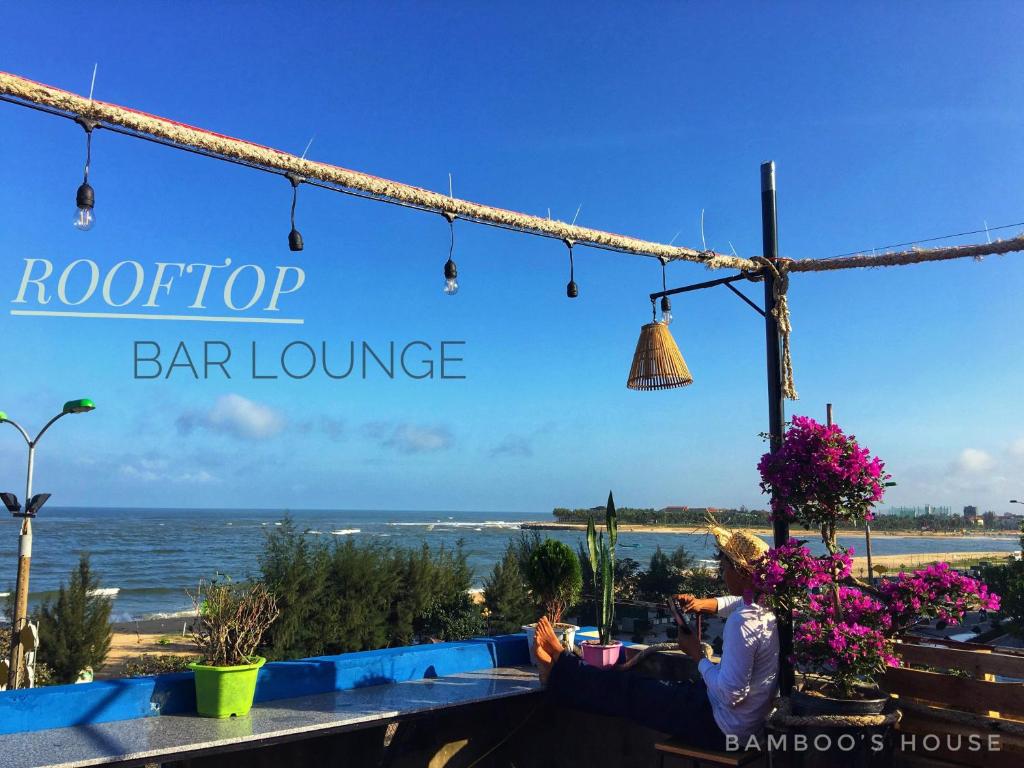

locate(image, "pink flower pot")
(580, 640), (623, 669)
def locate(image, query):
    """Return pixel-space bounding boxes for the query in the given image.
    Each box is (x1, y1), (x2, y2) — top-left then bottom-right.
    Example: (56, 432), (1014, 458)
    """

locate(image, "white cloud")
(891, 438), (1024, 511)
(1010, 438), (1024, 458)
(956, 448), (995, 474)
(363, 422), (453, 454)
(177, 394), (285, 440)
(490, 434), (533, 458)
(119, 457), (216, 484)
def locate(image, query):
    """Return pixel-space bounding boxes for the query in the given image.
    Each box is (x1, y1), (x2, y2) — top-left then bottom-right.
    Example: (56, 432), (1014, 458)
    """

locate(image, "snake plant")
(586, 491), (618, 646)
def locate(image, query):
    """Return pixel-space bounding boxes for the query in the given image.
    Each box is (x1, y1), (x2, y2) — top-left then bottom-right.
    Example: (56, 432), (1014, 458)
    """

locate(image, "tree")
(638, 545), (696, 600)
(259, 520), (483, 659)
(981, 520), (1024, 637)
(258, 516), (337, 658)
(36, 555), (112, 683)
(525, 539), (582, 625)
(614, 557), (642, 601)
(483, 543), (534, 634)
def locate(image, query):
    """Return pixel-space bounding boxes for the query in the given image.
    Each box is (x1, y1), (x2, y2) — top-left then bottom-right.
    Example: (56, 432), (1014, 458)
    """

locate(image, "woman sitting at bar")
(533, 526), (778, 750)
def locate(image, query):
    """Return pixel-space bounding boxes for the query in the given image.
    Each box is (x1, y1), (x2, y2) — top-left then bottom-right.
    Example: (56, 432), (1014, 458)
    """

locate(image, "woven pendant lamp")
(627, 321), (693, 390)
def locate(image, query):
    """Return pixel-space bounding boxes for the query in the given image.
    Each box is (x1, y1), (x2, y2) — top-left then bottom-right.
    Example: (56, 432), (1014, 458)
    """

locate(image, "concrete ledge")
(0, 634), (530, 735)
(0, 666), (541, 768)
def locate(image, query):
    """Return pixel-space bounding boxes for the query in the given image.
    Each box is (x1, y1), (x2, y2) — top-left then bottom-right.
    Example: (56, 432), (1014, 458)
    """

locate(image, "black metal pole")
(761, 160), (794, 695)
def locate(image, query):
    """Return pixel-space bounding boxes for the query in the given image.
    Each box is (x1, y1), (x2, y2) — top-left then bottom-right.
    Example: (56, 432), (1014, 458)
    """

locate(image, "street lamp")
(0, 398), (95, 689)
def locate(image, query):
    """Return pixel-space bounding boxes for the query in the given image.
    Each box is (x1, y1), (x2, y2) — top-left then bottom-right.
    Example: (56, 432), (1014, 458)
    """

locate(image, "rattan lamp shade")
(627, 321), (693, 391)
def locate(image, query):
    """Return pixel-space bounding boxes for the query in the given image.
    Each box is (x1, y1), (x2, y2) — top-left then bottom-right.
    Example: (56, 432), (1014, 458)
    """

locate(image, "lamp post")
(633, 161), (794, 695)
(1, 399), (95, 689)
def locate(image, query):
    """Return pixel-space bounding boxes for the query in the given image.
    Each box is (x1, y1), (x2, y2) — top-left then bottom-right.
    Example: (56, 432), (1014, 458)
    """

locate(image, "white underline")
(10, 310), (304, 325)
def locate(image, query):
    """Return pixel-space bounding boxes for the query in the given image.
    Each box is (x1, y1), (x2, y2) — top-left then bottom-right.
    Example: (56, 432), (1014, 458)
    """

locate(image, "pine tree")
(483, 543), (534, 634)
(36, 555), (112, 683)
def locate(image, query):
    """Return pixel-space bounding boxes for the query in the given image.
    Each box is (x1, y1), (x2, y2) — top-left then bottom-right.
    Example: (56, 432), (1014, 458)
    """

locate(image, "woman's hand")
(675, 594), (718, 614)
(675, 626), (703, 660)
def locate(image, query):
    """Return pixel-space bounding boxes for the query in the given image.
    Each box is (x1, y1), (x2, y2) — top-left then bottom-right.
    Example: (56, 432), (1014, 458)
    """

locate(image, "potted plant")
(581, 491), (623, 668)
(188, 578), (280, 718)
(522, 538), (582, 664)
(755, 416), (999, 714)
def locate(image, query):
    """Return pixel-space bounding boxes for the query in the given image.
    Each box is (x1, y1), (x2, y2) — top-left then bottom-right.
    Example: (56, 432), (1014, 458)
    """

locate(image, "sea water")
(0, 507), (1016, 620)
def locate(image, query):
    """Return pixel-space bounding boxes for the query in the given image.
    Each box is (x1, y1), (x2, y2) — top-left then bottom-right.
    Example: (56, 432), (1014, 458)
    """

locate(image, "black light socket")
(660, 295), (672, 314)
(566, 280), (579, 298)
(289, 228), (304, 252)
(76, 182), (94, 209)
(444, 258), (458, 280)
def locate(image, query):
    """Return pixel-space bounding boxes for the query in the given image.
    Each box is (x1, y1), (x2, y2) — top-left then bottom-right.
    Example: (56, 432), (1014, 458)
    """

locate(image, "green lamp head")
(63, 399), (96, 415)
(0, 412), (7, 423)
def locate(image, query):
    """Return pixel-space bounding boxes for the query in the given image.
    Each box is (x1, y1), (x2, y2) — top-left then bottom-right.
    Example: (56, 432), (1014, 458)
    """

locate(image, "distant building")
(885, 505), (952, 518)
(964, 505), (979, 521)
(889, 506), (919, 518)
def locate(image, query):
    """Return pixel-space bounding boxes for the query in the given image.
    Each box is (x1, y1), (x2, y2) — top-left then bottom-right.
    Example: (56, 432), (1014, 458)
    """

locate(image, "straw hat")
(707, 523), (769, 574)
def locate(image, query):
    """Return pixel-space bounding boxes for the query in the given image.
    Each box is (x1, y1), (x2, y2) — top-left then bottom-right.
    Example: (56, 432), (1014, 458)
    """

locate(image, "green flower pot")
(189, 656), (265, 718)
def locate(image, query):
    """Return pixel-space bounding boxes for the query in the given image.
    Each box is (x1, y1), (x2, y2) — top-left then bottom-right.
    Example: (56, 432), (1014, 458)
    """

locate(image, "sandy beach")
(522, 522), (1020, 540)
(849, 550), (1015, 578)
(100, 617), (196, 680)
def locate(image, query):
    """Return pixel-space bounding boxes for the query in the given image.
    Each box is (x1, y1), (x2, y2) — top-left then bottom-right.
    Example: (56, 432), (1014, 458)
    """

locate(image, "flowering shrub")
(758, 416), (890, 533)
(753, 417), (1000, 698)
(792, 613), (899, 695)
(751, 538), (851, 613)
(879, 562), (1001, 630)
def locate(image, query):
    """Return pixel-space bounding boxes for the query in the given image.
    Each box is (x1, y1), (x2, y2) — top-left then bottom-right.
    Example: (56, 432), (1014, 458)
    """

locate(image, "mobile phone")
(669, 598), (692, 635)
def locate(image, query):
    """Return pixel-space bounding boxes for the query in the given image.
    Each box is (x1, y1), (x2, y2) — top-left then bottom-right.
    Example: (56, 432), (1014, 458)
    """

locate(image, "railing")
(887, 638), (1024, 768)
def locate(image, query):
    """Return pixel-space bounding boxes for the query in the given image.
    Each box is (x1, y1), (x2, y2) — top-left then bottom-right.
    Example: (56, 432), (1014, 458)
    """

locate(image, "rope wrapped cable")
(789, 234), (1024, 272)
(768, 697), (901, 728)
(0, 71), (754, 271)
(749, 257), (798, 401)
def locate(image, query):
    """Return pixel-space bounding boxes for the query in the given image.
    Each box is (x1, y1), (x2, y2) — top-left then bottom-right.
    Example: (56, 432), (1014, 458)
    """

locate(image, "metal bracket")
(649, 273), (766, 318)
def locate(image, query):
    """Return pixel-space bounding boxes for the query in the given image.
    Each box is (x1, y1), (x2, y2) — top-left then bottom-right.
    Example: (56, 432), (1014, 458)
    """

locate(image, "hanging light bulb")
(442, 212), (458, 295)
(72, 118), (97, 231)
(657, 257), (671, 323)
(660, 295), (673, 325)
(565, 239), (578, 298)
(444, 257), (459, 295)
(286, 173), (304, 251)
(73, 182), (95, 231)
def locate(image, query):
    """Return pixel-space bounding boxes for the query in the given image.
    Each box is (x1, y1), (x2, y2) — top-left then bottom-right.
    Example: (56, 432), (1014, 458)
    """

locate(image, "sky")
(0, 2), (1022, 515)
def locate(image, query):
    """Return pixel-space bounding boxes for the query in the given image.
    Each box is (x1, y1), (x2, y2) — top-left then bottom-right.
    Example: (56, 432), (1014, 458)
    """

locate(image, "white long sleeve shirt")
(697, 595), (779, 739)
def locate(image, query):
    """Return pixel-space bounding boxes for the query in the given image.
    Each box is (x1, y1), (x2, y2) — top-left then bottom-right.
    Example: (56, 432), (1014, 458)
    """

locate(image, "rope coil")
(750, 257), (798, 400)
(768, 697), (901, 728)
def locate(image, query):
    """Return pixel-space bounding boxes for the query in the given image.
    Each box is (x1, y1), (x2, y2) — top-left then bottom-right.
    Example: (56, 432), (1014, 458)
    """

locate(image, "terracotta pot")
(580, 639), (623, 669)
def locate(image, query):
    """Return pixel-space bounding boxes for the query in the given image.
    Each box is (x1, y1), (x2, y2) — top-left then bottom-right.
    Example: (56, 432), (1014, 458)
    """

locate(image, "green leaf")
(586, 517), (599, 573)
(607, 491), (618, 547)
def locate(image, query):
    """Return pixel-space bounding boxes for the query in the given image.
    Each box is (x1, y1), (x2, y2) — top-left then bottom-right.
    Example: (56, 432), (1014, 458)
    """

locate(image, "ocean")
(0, 507), (1018, 621)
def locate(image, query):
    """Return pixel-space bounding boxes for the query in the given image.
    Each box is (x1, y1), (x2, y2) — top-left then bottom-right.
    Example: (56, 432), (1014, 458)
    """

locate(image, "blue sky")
(0, 3), (1022, 515)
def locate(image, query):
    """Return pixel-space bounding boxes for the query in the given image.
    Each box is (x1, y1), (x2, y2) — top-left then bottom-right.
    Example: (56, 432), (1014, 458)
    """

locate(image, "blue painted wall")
(0, 633), (531, 735)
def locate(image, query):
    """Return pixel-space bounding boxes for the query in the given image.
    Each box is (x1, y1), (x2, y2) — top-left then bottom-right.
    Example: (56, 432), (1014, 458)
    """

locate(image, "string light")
(286, 173), (304, 252)
(565, 239), (578, 298)
(72, 117), (96, 231)
(443, 212), (458, 295)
